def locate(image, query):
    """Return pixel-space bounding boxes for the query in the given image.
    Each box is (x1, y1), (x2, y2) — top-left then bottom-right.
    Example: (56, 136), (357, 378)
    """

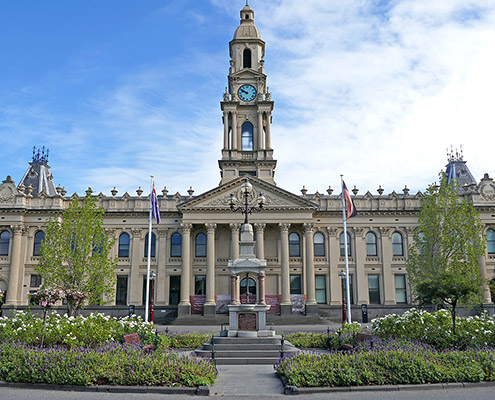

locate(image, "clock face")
(238, 84), (257, 102)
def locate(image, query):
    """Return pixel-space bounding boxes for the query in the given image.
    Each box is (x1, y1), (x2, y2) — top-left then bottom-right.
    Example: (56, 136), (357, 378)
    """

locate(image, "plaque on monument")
(238, 312), (257, 331)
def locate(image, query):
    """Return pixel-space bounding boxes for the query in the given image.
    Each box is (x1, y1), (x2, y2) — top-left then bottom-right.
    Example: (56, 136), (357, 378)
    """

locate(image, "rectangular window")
(315, 275), (327, 304)
(395, 274), (407, 304)
(195, 275), (206, 295)
(368, 274), (380, 304)
(116, 276), (128, 306)
(290, 275), (302, 295)
(30, 274), (42, 288)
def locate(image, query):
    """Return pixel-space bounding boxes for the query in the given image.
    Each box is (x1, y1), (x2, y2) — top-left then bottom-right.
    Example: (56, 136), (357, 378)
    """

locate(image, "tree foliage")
(407, 173), (486, 335)
(36, 195), (116, 314)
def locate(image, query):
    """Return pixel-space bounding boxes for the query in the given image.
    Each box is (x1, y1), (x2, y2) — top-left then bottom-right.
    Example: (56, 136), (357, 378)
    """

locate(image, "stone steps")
(195, 335), (299, 365)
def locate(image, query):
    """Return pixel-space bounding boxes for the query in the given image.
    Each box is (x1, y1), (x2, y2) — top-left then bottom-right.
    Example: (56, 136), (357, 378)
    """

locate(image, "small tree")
(407, 173), (486, 335)
(36, 193), (117, 316)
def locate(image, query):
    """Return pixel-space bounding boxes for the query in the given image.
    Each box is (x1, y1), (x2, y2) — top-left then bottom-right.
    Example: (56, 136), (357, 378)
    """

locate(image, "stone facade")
(0, 5), (494, 319)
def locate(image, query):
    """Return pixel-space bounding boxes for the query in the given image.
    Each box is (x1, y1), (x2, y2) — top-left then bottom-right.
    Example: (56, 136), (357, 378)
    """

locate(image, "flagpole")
(145, 176), (154, 323)
(340, 175), (352, 324)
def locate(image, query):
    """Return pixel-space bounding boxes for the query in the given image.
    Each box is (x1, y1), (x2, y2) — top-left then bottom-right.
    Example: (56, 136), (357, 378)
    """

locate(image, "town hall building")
(0, 4), (494, 320)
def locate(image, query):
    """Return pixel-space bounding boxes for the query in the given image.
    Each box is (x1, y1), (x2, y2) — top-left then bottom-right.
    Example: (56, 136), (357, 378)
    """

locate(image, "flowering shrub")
(0, 311), (155, 348)
(28, 289), (64, 308)
(0, 342), (217, 387)
(372, 308), (495, 349)
(275, 342), (495, 387)
(64, 289), (88, 316)
(0, 289), (5, 306)
(285, 322), (364, 349)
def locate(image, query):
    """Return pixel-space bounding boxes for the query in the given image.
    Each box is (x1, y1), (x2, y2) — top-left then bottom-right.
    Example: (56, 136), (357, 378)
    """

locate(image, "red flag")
(342, 181), (357, 220)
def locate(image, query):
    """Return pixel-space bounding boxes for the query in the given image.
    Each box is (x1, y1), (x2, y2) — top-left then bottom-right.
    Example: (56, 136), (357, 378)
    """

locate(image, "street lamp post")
(339, 270), (347, 325)
(229, 177), (265, 224)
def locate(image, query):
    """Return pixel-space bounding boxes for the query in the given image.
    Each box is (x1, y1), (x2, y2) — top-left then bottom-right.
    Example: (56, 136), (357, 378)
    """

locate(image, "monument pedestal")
(227, 303), (274, 337)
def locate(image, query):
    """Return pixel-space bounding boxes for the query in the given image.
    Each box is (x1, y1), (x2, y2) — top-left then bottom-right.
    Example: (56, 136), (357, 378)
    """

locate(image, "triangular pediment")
(178, 176), (317, 212)
(230, 69), (265, 80)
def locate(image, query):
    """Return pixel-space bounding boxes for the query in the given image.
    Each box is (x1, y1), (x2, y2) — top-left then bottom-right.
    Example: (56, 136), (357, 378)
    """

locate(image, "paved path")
(210, 365), (283, 397)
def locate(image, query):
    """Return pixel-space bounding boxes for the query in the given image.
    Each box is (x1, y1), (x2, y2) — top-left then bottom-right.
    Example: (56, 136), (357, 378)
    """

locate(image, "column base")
(177, 304), (191, 317)
(305, 304), (319, 316)
(280, 304), (292, 316)
(203, 304), (216, 317)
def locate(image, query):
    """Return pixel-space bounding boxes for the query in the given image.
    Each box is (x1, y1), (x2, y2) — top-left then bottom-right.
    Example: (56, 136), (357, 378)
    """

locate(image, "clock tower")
(219, 3), (276, 185)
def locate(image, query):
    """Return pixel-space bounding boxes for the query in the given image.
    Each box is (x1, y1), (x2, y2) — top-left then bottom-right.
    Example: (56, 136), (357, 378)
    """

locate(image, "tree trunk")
(451, 300), (457, 337)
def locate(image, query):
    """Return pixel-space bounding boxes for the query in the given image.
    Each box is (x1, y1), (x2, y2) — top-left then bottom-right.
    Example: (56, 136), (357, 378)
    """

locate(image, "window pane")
(145, 233), (156, 258)
(118, 233), (130, 257)
(392, 232), (403, 256)
(195, 275), (206, 295)
(366, 232), (377, 256)
(289, 232), (300, 257)
(169, 276), (181, 305)
(195, 233), (206, 257)
(368, 274), (380, 304)
(116, 276), (128, 305)
(487, 229), (495, 254)
(30, 274), (42, 288)
(290, 275), (301, 294)
(315, 275), (326, 303)
(171, 233), (182, 257)
(313, 232), (325, 257)
(33, 231), (45, 256)
(395, 274), (407, 304)
(0, 230), (10, 256)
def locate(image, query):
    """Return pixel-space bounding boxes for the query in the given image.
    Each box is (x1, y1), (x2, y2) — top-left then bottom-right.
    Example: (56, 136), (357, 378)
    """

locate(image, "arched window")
(392, 232), (404, 256)
(0, 230), (10, 256)
(195, 233), (207, 258)
(366, 232), (377, 256)
(241, 122), (254, 151)
(289, 232), (300, 257)
(314, 232), (325, 257)
(171, 233), (182, 257)
(487, 229), (495, 254)
(33, 231), (45, 256)
(145, 233), (156, 258)
(339, 232), (351, 257)
(118, 233), (130, 258)
(240, 277), (256, 296)
(243, 48), (252, 68)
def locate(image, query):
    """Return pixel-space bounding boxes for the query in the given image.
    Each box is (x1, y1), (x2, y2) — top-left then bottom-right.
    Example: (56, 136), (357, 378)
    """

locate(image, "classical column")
(223, 111), (229, 150)
(6, 225), (25, 306)
(254, 223), (266, 260)
(204, 223), (217, 316)
(479, 254), (492, 303)
(259, 272), (266, 305)
(265, 112), (272, 149)
(303, 223), (318, 314)
(327, 227), (341, 305)
(279, 223), (291, 315)
(129, 228), (143, 305)
(178, 223), (192, 317)
(230, 274), (238, 305)
(354, 227), (368, 305)
(156, 228), (169, 306)
(229, 223), (241, 260)
(232, 113), (238, 150)
(380, 227), (395, 305)
(257, 111), (264, 150)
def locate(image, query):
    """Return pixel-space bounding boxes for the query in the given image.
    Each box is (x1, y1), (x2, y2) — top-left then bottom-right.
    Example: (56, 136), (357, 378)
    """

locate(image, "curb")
(0, 381), (210, 396)
(280, 380), (495, 395)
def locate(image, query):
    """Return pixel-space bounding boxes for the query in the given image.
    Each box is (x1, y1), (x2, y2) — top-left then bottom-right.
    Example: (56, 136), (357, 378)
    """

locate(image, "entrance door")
(169, 276), (181, 305)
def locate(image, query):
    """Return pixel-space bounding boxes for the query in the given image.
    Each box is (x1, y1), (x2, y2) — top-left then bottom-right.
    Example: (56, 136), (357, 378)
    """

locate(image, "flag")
(151, 184), (161, 224)
(342, 181), (357, 220)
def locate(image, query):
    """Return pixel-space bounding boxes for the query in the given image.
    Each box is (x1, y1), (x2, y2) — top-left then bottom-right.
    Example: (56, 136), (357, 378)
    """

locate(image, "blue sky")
(1, 0), (494, 197)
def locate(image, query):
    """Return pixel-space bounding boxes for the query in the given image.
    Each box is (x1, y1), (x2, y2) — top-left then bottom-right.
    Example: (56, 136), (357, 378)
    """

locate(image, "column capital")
(379, 227), (393, 238)
(229, 223), (241, 232)
(404, 226), (415, 236)
(157, 228), (170, 238)
(104, 228), (116, 236)
(254, 223), (266, 233)
(205, 223), (217, 233)
(180, 223), (193, 234)
(354, 227), (367, 238)
(326, 227), (339, 237)
(11, 225), (26, 235)
(279, 222), (291, 233)
(302, 222), (314, 234)
(130, 228), (142, 237)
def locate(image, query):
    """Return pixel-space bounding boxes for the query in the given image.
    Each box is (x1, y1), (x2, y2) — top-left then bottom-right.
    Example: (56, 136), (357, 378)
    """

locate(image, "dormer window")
(243, 49), (252, 68)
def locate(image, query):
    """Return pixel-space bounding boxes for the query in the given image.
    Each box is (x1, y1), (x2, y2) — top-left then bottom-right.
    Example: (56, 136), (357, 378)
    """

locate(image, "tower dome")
(233, 4), (260, 39)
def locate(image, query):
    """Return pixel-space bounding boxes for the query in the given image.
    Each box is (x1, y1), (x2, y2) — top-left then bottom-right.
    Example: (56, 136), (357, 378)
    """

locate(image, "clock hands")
(240, 89), (249, 94)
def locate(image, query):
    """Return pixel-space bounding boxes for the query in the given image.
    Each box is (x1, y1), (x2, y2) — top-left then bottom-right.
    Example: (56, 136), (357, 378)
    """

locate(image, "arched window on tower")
(0, 230), (10, 256)
(241, 122), (254, 151)
(33, 231), (45, 256)
(243, 48), (252, 68)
